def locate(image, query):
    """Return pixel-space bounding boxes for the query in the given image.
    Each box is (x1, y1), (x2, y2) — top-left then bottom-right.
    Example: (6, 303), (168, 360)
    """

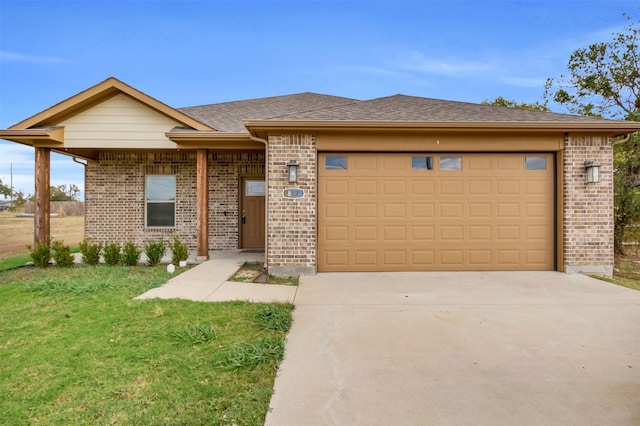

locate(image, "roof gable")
(10, 77), (212, 131)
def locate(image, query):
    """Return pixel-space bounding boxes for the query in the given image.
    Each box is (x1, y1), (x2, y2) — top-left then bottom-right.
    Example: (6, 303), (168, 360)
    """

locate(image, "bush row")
(29, 236), (190, 269)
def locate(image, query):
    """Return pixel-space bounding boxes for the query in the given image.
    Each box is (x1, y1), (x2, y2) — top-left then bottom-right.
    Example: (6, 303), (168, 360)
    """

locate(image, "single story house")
(2, 77), (639, 276)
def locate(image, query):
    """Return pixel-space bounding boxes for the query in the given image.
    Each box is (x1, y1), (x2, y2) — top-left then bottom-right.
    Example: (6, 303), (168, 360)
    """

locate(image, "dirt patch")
(229, 262), (298, 286)
(0, 212), (85, 259)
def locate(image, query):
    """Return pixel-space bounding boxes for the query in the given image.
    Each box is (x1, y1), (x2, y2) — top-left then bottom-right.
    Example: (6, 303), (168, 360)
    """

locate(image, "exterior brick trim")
(563, 135), (614, 276)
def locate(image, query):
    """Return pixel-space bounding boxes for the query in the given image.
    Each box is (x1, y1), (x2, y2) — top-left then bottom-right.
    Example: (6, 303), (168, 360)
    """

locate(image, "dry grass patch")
(0, 211), (84, 259)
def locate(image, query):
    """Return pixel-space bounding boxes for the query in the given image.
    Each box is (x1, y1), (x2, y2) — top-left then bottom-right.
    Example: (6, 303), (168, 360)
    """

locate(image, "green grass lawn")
(0, 264), (293, 425)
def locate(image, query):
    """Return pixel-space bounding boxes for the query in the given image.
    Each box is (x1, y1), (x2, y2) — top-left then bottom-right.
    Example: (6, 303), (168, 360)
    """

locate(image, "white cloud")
(398, 51), (495, 77)
(0, 50), (70, 65)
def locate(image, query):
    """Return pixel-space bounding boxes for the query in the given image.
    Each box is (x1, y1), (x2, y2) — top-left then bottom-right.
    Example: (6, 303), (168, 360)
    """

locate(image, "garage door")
(318, 153), (554, 272)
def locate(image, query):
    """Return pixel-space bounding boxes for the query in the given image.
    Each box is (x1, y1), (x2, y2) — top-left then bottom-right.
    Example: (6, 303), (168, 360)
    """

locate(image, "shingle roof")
(178, 92), (619, 133)
(178, 92), (358, 132)
(269, 94), (613, 123)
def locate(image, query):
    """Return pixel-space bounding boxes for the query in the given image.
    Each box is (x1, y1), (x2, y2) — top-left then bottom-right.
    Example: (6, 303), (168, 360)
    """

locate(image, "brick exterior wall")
(563, 134), (614, 276)
(85, 151), (263, 253)
(84, 134), (615, 276)
(266, 134), (317, 275)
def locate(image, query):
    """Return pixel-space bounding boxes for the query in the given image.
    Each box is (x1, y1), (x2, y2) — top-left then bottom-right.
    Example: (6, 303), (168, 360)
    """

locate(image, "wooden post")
(196, 149), (209, 260)
(34, 147), (51, 247)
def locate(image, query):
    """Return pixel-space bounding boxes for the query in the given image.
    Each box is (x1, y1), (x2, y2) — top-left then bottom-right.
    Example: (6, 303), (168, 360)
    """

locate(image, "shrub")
(51, 240), (75, 267)
(28, 243), (51, 268)
(79, 238), (102, 266)
(144, 240), (166, 266)
(168, 235), (189, 264)
(103, 243), (121, 266)
(121, 241), (141, 266)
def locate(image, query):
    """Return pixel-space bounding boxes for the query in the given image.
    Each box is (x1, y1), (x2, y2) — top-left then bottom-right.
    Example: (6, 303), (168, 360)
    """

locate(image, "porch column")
(34, 147), (51, 247)
(196, 149), (209, 260)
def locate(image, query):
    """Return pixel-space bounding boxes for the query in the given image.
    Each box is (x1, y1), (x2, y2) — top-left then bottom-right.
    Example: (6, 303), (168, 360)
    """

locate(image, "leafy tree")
(0, 177), (11, 199)
(544, 14), (639, 119)
(50, 184), (81, 202)
(12, 190), (28, 209)
(545, 15), (640, 254)
(482, 96), (549, 111)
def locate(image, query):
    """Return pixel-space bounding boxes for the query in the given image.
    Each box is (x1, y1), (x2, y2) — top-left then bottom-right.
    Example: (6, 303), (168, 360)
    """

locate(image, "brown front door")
(240, 178), (266, 248)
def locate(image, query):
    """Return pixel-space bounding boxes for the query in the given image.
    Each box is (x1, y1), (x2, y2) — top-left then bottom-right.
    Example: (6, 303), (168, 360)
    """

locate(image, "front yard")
(0, 265), (292, 425)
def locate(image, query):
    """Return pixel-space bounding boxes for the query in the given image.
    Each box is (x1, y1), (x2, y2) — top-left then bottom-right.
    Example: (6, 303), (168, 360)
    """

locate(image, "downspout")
(249, 133), (269, 272)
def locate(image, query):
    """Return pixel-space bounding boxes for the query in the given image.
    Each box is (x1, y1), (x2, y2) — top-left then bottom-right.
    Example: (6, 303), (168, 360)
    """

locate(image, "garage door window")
(440, 156), (462, 170)
(412, 156), (434, 170)
(525, 156), (547, 170)
(325, 156), (347, 170)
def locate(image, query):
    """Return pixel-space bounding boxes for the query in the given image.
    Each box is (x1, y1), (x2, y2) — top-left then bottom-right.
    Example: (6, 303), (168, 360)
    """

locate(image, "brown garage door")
(318, 153), (555, 272)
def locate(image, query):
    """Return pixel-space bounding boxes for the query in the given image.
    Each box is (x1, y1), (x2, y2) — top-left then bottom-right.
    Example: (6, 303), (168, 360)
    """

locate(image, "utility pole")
(10, 163), (13, 207)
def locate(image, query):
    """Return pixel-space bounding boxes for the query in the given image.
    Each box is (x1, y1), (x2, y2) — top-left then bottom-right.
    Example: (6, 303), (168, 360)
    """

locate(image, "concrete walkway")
(135, 251), (297, 303)
(266, 271), (640, 426)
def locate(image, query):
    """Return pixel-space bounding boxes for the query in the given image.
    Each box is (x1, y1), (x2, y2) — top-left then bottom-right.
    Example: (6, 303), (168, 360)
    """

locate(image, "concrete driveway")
(266, 271), (640, 426)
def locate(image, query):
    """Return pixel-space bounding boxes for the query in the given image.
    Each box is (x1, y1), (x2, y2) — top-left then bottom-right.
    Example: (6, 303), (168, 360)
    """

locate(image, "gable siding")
(60, 94), (179, 149)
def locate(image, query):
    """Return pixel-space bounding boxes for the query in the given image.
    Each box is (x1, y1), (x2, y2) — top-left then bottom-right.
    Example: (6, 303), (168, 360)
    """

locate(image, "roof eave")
(166, 130), (265, 150)
(0, 127), (65, 146)
(243, 119), (640, 136)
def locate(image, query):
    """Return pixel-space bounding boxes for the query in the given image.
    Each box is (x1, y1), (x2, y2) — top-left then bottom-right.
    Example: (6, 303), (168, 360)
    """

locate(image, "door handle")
(242, 210), (246, 224)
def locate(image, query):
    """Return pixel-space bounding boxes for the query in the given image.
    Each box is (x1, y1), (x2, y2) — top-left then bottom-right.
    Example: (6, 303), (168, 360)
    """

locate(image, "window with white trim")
(146, 175), (176, 227)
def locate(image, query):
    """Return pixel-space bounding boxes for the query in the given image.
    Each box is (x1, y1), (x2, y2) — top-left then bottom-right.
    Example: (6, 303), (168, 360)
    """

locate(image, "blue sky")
(0, 0), (637, 199)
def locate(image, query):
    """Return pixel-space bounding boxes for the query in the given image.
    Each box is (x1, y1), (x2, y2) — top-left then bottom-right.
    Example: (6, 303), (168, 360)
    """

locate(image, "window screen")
(146, 175), (176, 227)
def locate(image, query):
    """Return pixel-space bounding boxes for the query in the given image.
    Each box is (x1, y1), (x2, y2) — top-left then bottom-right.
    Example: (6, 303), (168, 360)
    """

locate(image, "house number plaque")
(283, 188), (305, 199)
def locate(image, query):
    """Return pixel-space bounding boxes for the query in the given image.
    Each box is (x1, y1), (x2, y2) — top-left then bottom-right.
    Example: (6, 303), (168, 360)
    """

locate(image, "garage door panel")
(325, 226), (348, 241)
(412, 251), (435, 265)
(384, 204), (406, 218)
(354, 203), (377, 218)
(383, 226), (406, 241)
(383, 251), (406, 265)
(469, 180), (491, 195)
(354, 251), (377, 266)
(354, 226), (377, 241)
(440, 180), (464, 195)
(354, 179), (377, 195)
(441, 250), (464, 265)
(497, 203), (520, 217)
(498, 180), (520, 194)
(469, 203), (491, 218)
(324, 180), (349, 195)
(468, 226), (491, 241)
(440, 226), (464, 241)
(324, 251), (349, 267)
(412, 180), (434, 194)
(469, 250), (492, 265)
(440, 203), (463, 218)
(318, 153), (554, 272)
(412, 226), (435, 241)
(412, 203), (435, 217)
(325, 203), (349, 218)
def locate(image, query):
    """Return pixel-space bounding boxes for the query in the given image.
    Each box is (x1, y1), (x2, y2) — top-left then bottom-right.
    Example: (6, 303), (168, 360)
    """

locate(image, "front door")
(240, 178), (266, 248)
